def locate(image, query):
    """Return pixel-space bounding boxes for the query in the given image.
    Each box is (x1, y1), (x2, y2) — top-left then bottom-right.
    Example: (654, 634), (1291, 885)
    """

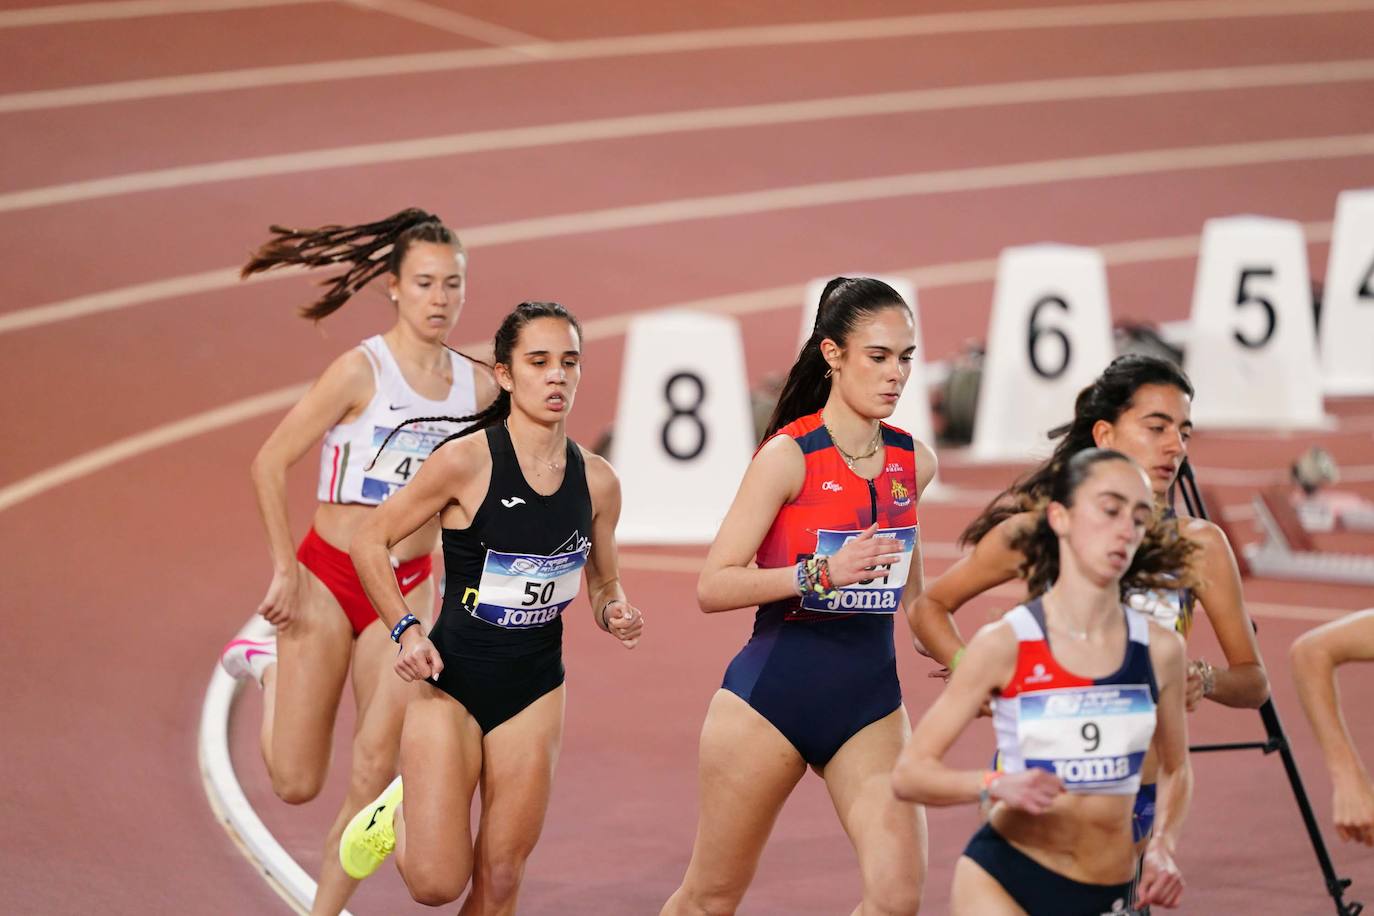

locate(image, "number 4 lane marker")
(611, 310), (754, 545)
(971, 244), (1115, 462)
(1185, 216), (1326, 428)
(1319, 189), (1374, 396)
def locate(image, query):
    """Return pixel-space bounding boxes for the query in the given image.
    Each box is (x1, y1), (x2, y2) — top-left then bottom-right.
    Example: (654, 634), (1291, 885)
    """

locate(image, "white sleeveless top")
(317, 335), (478, 506)
(992, 599), (1159, 796)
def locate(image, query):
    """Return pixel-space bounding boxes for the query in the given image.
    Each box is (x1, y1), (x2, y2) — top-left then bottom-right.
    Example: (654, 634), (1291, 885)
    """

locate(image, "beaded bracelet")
(816, 556), (835, 593)
(390, 613), (421, 644)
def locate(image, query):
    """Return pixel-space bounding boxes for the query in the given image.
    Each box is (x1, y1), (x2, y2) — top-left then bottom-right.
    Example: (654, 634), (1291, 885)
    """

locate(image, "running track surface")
(3, 1), (1374, 912)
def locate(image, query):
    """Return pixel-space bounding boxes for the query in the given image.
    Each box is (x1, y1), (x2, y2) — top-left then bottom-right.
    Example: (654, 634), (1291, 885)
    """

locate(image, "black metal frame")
(1177, 462), (1362, 916)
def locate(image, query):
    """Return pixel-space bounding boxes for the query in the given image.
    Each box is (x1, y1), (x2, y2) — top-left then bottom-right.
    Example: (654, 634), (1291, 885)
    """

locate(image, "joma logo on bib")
(815, 589), (899, 612)
(495, 606), (563, 628)
(1052, 756), (1132, 784)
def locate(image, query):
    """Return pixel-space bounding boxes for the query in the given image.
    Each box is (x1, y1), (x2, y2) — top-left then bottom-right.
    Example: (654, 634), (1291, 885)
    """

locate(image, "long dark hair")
(960, 353), (1194, 546)
(368, 301), (582, 468)
(1009, 448), (1198, 598)
(762, 276), (911, 441)
(242, 208), (463, 321)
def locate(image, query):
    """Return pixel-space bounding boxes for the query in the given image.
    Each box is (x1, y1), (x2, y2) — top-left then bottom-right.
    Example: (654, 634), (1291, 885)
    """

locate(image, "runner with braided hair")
(217, 208), (496, 916)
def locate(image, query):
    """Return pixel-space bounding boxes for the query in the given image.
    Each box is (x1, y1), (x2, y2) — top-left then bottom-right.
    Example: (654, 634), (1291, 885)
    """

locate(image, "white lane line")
(341, 0), (546, 50)
(1, 129), (1355, 333)
(0, 267), (299, 334)
(0, 0), (325, 28)
(6, 0), (1374, 111)
(0, 385), (307, 512)
(8, 57), (1374, 207)
(0, 221), (1338, 512)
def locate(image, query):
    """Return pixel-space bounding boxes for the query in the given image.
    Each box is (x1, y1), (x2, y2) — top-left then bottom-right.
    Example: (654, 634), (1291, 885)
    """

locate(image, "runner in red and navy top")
(894, 449), (1194, 915)
(662, 277), (937, 916)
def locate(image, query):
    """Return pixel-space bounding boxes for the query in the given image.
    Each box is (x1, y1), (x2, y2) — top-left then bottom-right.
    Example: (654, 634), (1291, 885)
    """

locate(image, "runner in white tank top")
(217, 210), (497, 916)
(317, 334), (478, 506)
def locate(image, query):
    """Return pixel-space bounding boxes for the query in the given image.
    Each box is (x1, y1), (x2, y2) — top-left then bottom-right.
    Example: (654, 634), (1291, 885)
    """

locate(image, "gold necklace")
(823, 416), (881, 471)
(506, 421), (564, 471)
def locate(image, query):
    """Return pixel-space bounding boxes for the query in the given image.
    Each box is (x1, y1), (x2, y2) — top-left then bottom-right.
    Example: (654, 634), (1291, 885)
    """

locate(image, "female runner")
(217, 209), (496, 915)
(894, 448), (1192, 915)
(338, 301), (644, 914)
(661, 277), (936, 916)
(913, 354), (1267, 855)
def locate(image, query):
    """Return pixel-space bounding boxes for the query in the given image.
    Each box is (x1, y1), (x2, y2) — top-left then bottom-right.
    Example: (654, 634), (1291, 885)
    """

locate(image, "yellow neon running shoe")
(339, 775), (403, 880)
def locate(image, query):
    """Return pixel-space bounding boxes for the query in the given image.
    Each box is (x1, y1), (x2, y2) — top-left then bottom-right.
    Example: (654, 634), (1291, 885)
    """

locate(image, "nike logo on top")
(501, 497), (526, 508)
(389, 403), (410, 411)
(400, 572), (422, 587)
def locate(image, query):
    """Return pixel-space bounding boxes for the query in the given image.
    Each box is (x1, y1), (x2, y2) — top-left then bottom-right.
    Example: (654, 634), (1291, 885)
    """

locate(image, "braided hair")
(368, 301), (582, 468)
(762, 277), (911, 441)
(960, 354), (1194, 547)
(1009, 448), (1199, 598)
(242, 208), (463, 321)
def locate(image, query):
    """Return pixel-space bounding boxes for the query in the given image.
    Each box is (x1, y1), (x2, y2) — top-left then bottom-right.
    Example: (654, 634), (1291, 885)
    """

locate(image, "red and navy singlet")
(722, 412), (921, 767)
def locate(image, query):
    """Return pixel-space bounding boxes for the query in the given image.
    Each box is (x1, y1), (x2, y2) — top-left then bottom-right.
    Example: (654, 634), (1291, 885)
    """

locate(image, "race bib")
(1017, 685), (1156, 794)
(470, 547), (588, 629)
(361, 424), (449, 502)
(1127, 587), (1188, 635)
(800, 525), (916, 614)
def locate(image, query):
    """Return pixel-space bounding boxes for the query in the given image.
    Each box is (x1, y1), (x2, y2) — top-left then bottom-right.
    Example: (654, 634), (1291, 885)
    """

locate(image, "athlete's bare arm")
(581, 449), (642, 648)
(1182, 518), (1268, 709)
(911, 512), (1031, 667)
(349, 434), (489, 681)
(1137, 623), (1190, 909)
(249, 348), (373, 626)
(1291, 609), (1374, 846)
(893, 620), (1062, 811)
(696, 436), (807, 613)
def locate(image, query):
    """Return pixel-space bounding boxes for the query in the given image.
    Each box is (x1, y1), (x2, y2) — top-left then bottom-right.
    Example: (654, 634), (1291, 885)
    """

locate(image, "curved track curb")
(197, 615), (355, 916)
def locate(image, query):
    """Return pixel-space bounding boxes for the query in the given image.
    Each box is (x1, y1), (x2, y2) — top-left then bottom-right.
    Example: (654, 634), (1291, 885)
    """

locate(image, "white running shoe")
(219, 635), (277, 685)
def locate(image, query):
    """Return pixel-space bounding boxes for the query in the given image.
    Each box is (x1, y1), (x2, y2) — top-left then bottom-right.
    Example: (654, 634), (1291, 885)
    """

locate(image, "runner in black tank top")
(429, 422), (593, 733)
(339, 302), (644, 911)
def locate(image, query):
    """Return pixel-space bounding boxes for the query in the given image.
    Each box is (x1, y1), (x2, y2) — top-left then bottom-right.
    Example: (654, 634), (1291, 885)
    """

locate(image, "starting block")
(971, 244), (1115, 462)
(1185, 216), (1326, 428)
(1319, 188), (1374, 395)
(1243, 487), (1374, 586)
(611, 309), (754, 544)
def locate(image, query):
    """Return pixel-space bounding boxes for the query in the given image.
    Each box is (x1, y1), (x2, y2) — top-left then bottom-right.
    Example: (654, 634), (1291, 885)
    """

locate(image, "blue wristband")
(390, 613), (420, 644)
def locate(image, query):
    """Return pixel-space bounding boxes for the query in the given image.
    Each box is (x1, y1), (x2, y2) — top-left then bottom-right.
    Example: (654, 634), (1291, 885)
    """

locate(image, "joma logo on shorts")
(496, 606), (561, 627)
(819, 589), (897, 612)
(1052, 757), (1131, 783)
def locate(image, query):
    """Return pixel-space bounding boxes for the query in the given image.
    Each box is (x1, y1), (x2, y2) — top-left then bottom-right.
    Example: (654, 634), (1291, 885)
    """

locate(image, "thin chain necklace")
(822, 413), (881, 471)
(506, 420), (564, 472)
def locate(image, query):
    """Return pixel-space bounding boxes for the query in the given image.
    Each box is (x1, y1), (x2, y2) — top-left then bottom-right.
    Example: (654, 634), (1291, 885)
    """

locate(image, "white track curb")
(197, 616), (356, 916)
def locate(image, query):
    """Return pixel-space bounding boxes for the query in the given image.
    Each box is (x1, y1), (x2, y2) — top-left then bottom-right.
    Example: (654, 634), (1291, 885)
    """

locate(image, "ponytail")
(762, 276), (909, 441)
(242, 208), (460, 321)
(960, 353), (1194, 546)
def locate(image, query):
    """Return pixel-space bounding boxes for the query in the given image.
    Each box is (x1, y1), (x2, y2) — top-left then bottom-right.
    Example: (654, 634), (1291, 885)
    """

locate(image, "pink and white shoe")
(220, 635), (277, 685)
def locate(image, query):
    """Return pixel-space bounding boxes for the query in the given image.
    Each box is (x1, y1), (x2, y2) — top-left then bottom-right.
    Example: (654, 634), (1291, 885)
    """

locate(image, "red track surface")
(3, 2), (1373, 913)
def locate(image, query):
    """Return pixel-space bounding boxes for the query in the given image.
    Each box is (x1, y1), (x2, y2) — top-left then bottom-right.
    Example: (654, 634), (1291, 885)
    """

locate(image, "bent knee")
(269, 771), (324, 805)
(407, 874), (465, 908)
(481, 856), (529, 904)
(865, 870), (923, 916)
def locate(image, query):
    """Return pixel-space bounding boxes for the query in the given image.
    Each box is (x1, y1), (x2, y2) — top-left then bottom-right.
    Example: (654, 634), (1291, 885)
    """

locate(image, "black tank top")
(433, 423), (594, 656)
